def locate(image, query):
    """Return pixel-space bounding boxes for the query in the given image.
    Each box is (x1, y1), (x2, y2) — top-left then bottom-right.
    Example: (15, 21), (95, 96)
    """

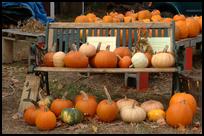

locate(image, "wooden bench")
(18, 22), (182, 112)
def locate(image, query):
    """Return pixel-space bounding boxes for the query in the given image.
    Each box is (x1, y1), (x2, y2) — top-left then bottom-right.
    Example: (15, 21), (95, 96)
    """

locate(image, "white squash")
(120, 102), (146, 123)
(116, 96), (139, 111)
(53, 51), (66, 67)
(140, 100), (164, 113)
(131, 52), (148, 68)
(79, 43), (96, 58)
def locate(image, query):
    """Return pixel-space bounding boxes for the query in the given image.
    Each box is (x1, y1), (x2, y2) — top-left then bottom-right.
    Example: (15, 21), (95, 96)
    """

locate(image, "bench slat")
(34, 67), (178, 73)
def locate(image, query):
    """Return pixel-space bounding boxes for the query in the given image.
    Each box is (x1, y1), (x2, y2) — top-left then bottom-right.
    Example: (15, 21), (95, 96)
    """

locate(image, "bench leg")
(35, 71), (50, 96)
(172, 72), (180, 96)
(45, 72), (50, 95)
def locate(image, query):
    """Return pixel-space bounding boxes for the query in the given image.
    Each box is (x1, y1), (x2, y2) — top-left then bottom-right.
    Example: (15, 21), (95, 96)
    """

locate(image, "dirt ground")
(2, 59), (202, 134)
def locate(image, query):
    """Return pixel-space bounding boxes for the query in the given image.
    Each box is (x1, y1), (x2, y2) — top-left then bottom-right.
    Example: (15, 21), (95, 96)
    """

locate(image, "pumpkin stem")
(129, 64), (134, 68)
(124, 95), (127, 100)
(132, 101), (137, 108)
(71, 44), (78, 51)
(80, 91), (89, 101)
(62, 91), (68, 100)
(96, 42), (102, 52)
(106, 45), (111, 51)
(23, 98), (39, 108)
(163, 45), (169, 53)
(103, 86), (112, 104)
(116, 55), (122, 60)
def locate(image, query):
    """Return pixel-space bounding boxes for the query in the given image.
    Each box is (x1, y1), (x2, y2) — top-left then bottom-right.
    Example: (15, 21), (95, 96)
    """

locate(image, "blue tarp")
(2, 2), (55, 24)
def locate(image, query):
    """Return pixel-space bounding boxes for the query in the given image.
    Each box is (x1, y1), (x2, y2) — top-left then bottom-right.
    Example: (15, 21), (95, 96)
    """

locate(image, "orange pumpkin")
(109, 11), (118, 17)
(162, 18), (173, 23)
(96, 86), (119, 122)
(144, 52), (152, 67)
(116, 13), (125, 22)
(194, 16), (202, 32)
(186, 17), (200, 37)
(86, 13), (97, 22)
(64, 45), (89, 68)
(124, 16), (132, 23)
(169, 92), (197, 115)
(166, 100), (193, 127)
(75, 15), (89, 23)
(125, 10), (134, 17)
(151, 15), (163, 22)
(114, 47), (132, 58)
(103, 15), (113, 23)
(113, 17), (121, 23)
(43, 52), (55, 67)
(173, 14), (186, 21)
(94, 45), (117, 68)
(35, 109), (57, 130)
(75, 91), (98, 117)
(117, 55), (132, 68)
(151, 9), (160, 16)
(23, 103), (46, 126)
(175, 20), (188, 39)
(137, 10), (151, 20)
(74, 92), (96, 103)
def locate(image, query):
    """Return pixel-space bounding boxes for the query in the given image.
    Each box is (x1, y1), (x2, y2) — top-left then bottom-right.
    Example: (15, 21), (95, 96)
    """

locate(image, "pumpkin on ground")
(96, 86), (119, 122)
(140, 100), (164, 113)
(43, 52), (55, 67)
(74, 92), (96, 104)
(64, 44), (89, 68)
(169, 92), (197, 115)
(23, 99), (46, 126)
(147, 109), (165, 122)
(120, 101), (146, 123)
(53, 51), (66, 67)
(166, 100), (193, 127)
(75, 91), (98, 117)
(116, 96), (139, 111)
(151, 46), (175, 68)
(50, 92), (74, 117)
(60, 108), (84, 125)
(131, 52), (149, 68)
(117, 55), (132, 68)
(79, 43), (96, 58)
(35, 108), (57, 130)
(114, 47), (132, 58)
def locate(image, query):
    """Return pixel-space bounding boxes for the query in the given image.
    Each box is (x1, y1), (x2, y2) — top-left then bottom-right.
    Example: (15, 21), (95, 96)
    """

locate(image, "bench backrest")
(45, 22), (176, 53)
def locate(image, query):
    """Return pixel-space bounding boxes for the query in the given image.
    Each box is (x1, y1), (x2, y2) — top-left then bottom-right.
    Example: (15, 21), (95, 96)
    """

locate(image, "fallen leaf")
(177, 124), (186, 132)
(92, 125), (98, 133)
(150, 125), (159, 129)
(11, 77), (19, 83)
(192, 127), (199, 131)
(156, 118), (166, 126)
(12, 112), (23, 120)
(56, 121), (63, 128)
(194, 121), (200, 128)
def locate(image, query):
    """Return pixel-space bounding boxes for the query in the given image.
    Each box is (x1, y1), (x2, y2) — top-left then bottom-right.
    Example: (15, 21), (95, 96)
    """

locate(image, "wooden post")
(184, 47), (193, 70)
(2, 37), (14, 63)
(138, 72), (149, 92)
(18, 75), (40, 113)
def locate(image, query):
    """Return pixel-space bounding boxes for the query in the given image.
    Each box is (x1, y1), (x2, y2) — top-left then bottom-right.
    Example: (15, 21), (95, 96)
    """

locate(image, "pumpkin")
(116, 96), (139, 111)
(166, 100), (193, 127)
(113, 17), (121, 23)
(89, 43), (102, 68)
(95, 17), (103, 23)
(186, 17), (200, 38)
(79, 43), (96, 58)
(103, 15), (113, 23)
(64, 44), (89, 68)
(137, 10), (151, 20)
(75, 91), (98, 117)
(117, 55), (132, 68)
(162, 18), (173, 23)
(94, 45), (118, 68)
(43, 52), (55, 67)
(53, 51), (66, 67)
(120, 101), (146, 123)
(144, 52), (152, 67)
(96, 86), (119, 122)
(125, 10), (134, 17)
(194, 16), (202, 32)
(60, 108), (84, 125)
(175, 25), (180, 41)
(38, 96), (54, 108)
(140, 100), (164, 113)
(173, 14), (186, 21)
(147, 109), (165, 121)
(175, 20), (188, 39)
(86, 13), (97, 22)
(131, 52), (149, 68)
(151, 9), (160, 16)
(151, 15), (163, 22)
(23, 99), (46, 126)
(109, 11), (118, 17)
(169, 92), (197, 115)
(151, 46), (175, 68)
(116, 14), (125, 22)
(124, 16), (132, 23)
(50, 92), (74, 117)
(75, 15), (89, 23)
(74, 92), (96, 104)
(114, 47), (132, 58)
(35, 108), (57, 130)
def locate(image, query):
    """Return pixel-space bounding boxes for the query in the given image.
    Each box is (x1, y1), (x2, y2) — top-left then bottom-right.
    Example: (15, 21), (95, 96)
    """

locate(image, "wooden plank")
(48, 29), (54, 52)
(49, 22), (172, 29)
(2, 38), (13, 63)
(18, 75), (40, 113)
(34, 67), (178, 73)
(2, 29), (45, 37)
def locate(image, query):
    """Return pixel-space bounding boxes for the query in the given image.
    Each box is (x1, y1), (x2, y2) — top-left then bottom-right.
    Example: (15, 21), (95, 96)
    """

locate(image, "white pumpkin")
(120, 102), (146, 123)
(131, 52), (148, 68)
(116, 96), (139, 111)
(140, 100), (164, 113)
(53, 51), (66, 67)
(79, 43), (96, 58)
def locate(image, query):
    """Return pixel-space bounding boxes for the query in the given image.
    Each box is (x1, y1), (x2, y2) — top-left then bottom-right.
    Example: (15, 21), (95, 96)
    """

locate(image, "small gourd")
(131, 52), (149, 68)
(147, 109), (165, 121)
(53, 51), (66, 67)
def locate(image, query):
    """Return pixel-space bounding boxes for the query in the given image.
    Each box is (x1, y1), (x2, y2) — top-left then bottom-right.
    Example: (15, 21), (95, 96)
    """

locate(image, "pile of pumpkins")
(43, 43), (175, 69)
(74, 10), (202, 41)
(23, 87), (197, 131)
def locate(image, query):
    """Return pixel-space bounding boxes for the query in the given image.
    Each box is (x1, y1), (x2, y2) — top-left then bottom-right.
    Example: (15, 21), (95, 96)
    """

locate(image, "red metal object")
(138, 72), (149, 92)
(184, 47), (193, 70)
